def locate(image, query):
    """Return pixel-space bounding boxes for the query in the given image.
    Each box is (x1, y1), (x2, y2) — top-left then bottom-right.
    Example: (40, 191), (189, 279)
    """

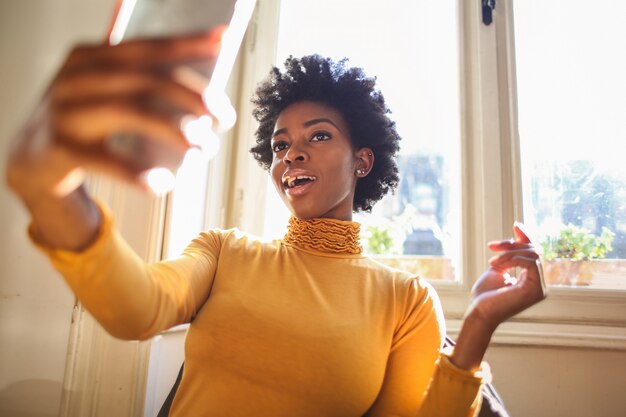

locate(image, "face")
(270, 101), (372, 221)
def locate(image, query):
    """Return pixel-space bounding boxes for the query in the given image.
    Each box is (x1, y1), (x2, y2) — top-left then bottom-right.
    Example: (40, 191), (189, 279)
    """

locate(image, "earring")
(356, 169), (366, 176)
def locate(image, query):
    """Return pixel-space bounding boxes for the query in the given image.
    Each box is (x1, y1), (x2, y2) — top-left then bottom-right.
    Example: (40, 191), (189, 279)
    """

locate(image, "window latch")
(482, 0), (497, 25)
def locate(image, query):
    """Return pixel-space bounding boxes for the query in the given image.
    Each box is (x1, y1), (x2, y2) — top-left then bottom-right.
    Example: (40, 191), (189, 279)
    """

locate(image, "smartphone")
(107, 0), (257, 193)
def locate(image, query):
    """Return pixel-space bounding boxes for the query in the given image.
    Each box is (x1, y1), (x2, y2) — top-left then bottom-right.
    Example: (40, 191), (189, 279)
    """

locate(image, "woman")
(6, 34), (545, 416)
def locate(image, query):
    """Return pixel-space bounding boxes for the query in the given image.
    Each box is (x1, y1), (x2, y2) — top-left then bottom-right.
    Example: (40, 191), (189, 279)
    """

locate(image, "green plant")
(361, 205), (419, 255)
(362, 225), (396, 255)
(541, 224), (615, 261)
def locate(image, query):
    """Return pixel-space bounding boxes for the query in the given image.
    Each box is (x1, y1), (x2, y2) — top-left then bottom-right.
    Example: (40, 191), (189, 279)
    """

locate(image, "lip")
(281, 169), (317, 196)
(285, 179), (316, 197)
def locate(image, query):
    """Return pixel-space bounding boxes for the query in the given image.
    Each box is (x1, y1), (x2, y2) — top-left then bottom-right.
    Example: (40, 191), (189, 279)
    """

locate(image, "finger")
(488, 239), (537, 251)
(488, 238), (515, 247)
(489, 248), (540, 266)
(69, 150), (142, 186)
(53, 69), (209, 118)
(490, 255), (545, 293)
(22, 141), (153, 198)
(54, 100), (191, 153)
(106, 132), (187, 172)
(60, 144), (153, 192)
(515, 257), (546, 299)
(64, 29), (224, 73)
(513, 221), (532, 243)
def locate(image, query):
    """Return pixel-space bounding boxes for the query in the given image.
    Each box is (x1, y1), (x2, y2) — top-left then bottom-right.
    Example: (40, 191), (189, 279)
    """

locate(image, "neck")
(293, 214), (353, 222)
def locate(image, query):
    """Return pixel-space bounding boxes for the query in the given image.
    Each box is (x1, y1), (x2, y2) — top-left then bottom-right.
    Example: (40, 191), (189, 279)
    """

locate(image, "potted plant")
(361, 211), (412, 256)
(541, 224), (615, 286)
(361, 206), (454, 280)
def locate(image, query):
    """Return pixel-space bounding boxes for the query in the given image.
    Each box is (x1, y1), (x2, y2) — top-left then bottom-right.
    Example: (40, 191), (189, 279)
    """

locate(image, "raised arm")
(451, 222), (547, 371)
(6, 31), (222, 251)
(6, 32), (225, 339)
(366, 223), (546, 417)
(365, 278), (487, 417)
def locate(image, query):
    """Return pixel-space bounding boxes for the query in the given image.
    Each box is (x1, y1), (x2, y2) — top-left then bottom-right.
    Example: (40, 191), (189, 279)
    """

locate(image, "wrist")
(463, 305), (500, 335)
(27, 186), (102, 251)
(449, 314), (496, 372)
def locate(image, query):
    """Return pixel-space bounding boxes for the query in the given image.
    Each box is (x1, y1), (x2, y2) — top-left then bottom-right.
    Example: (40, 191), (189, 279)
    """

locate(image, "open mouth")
(283, 175), (317, 189)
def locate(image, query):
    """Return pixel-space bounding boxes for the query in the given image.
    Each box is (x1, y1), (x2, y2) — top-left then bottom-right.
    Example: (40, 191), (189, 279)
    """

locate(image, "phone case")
(108, 0), (256, 91)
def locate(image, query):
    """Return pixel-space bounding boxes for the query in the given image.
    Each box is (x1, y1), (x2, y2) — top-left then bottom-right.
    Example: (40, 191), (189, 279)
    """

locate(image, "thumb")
(513, 221), (532, 243)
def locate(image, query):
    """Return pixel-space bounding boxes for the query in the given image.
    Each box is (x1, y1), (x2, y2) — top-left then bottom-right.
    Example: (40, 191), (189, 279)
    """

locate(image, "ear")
(355, 148), (374, 178)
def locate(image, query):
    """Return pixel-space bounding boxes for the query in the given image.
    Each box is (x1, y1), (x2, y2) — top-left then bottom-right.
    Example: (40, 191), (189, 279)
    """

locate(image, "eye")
(272, 141), (288, 153)
(311, 131), (331, 142)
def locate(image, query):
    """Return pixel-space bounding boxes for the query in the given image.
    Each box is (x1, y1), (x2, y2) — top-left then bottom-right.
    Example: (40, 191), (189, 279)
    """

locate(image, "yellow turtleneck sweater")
(32, 203), (486, 417)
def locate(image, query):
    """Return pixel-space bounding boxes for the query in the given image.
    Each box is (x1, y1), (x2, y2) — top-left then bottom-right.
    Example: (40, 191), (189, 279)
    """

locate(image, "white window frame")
(489, 0), (626, 347)
(230, 0), (626, 349)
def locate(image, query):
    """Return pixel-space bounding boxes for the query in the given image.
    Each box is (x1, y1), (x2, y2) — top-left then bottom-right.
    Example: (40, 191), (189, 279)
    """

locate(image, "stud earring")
(356, 169), (366, 176)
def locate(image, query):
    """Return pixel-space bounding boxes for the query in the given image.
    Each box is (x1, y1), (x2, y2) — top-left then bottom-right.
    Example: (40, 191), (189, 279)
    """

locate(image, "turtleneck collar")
(283, 216), (363, 255)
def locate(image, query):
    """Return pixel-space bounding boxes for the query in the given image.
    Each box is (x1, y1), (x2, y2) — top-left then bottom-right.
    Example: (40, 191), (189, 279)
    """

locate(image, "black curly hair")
(250, 54), (401, 212)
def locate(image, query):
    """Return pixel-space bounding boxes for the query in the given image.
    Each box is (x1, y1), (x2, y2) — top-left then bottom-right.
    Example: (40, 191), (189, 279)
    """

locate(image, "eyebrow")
(272, 118), (341, 138)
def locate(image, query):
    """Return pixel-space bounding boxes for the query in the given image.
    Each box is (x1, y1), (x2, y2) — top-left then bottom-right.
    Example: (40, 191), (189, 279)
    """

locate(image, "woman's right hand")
(6, 30), (222, 204)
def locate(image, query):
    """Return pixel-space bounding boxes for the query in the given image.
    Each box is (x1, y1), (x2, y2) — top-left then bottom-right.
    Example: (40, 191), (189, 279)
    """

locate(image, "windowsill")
(446, 318), (626, 351)
(369, 255), (626, 337)
(543, 259), (626, 290)
(369, 254), (456, 282)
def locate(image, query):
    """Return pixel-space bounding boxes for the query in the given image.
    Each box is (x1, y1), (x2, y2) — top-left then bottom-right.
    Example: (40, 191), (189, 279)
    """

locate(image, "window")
(262, 0), (462, 283)
(232, 0), (626, 341)
(513, 0), (626, 290)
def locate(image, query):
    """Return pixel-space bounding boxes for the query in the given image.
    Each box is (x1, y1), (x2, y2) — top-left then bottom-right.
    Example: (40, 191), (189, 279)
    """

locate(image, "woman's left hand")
(449, 222), (547, 371)
(468, 222), (547, 333)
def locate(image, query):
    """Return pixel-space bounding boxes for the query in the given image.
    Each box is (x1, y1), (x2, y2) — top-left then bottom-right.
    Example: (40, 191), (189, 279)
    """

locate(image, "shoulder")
(377, 264), (444, 348)
(191, 227), (281, 254)
(352, 256), (442, 318)
(365, 257), (443, 316)
(362, 256), (435, 293)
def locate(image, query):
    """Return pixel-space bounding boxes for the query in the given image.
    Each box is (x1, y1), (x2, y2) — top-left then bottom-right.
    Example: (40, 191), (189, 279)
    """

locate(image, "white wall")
(486, 345), (626, 417)
(0, 1), (115, 416)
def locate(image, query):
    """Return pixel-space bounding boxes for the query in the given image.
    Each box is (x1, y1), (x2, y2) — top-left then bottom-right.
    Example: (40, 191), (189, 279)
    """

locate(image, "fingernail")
(181, 115), (221, 159)
(144, 167), (176, 195)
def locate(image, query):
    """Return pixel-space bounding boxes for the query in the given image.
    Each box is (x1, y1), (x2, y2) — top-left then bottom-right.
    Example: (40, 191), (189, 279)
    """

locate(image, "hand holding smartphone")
(108, 0), (256, 193)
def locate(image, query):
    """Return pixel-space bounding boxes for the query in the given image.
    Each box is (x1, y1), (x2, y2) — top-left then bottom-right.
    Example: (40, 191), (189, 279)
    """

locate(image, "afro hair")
(250, 54), (401, 212)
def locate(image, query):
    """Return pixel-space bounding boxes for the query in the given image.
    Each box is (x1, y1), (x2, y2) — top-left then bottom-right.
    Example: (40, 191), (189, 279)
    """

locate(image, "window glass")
(263, 0), (462, 282)
(514, 0), (626, 289)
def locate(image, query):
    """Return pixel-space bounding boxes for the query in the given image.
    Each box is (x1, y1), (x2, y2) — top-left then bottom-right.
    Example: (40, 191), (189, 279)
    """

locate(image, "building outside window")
(514, 0), (626, 289)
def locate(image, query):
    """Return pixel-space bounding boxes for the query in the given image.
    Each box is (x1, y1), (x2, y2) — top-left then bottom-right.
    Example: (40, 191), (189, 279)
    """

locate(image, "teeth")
(284, 175), (316, 188)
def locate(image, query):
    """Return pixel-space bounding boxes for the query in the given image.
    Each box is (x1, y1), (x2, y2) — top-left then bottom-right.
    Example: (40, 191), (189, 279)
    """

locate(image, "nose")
(283, 144), (308, 164)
